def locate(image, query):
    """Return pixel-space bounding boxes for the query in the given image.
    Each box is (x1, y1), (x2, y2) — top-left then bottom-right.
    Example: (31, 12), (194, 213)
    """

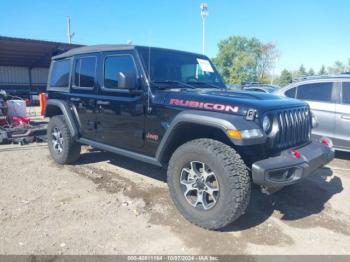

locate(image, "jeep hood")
(152, 88), (307, 115)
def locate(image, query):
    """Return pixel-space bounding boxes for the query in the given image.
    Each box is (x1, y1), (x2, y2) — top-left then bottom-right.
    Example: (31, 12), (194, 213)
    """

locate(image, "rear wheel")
(47, 115), (81, 164)
(167, 138), (250, 230)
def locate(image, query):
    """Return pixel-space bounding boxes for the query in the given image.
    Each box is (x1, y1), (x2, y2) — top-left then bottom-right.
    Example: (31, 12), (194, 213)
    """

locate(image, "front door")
(95, 52), (145, 150)
(334, 81), (350, 150)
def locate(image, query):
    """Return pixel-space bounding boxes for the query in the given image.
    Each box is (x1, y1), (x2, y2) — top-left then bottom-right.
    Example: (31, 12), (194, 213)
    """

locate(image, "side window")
(297, 82), (333, 102)
(74, 57), (96, 88)
(49, 59), (71, 87)
(342, 82), (350, 104)
(285, 87), (296, 98)
(104, 55), (136, 89)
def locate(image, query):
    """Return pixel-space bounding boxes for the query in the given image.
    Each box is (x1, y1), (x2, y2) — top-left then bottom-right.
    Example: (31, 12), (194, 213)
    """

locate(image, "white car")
(274, 74), (350, 152)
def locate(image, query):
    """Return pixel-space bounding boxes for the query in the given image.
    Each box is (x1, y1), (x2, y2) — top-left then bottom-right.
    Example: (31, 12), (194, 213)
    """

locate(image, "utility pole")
(200, 3), (208, 54)
(67, 16), (75, 44)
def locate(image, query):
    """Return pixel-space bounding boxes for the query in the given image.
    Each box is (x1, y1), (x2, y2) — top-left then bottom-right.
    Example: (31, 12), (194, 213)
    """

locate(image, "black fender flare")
(155, 110), (266, 162)
(45, 99), (79, 139)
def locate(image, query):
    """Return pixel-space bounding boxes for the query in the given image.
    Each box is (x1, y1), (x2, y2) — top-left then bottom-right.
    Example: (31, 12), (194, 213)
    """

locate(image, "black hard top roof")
(52, 44), (207, 60)
(53, 44), (135, 59)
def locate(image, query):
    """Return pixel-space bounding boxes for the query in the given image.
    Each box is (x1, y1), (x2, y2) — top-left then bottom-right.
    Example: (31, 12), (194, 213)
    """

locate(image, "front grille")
(271, 106), (311, 150)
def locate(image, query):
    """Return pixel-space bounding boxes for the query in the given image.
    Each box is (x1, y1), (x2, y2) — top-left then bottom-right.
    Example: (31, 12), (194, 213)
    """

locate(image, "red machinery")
(0, 90), (45, 144)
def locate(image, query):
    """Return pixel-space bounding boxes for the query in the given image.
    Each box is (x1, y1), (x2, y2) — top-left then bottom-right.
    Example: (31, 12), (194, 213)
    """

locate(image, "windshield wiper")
(186, 81), (224, 89)
(151, 80), (196, 89)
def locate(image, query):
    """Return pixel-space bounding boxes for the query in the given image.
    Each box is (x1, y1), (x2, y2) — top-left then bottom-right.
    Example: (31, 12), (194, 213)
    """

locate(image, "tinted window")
(285, 87), (296, 98)
(74, 57), (96, 88)
(104, 55), (136, 89)
(138, 47), (225, 87)
(50, 59), (71, 87)
(297, 82), (333, 102)
(343, 82), (350, 104)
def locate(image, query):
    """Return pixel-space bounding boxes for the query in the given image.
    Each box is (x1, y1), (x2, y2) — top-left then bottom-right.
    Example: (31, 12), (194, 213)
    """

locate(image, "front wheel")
(167, 138), (250, 230)
(47, 115), (81, 164)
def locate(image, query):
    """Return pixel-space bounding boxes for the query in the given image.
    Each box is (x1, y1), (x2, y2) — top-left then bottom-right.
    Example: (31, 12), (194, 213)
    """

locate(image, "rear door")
(69, 54), (99, 140)
(296, 81), (336, 141)
(334, 81), (350, 150)
(95, 51), (145, 150)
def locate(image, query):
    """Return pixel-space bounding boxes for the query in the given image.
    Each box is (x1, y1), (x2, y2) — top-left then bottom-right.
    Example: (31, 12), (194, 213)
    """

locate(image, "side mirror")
(117, 72), (137, 89)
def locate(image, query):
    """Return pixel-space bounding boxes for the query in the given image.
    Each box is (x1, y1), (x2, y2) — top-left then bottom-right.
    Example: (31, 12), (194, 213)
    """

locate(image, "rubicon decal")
(169, 98), (239, 113)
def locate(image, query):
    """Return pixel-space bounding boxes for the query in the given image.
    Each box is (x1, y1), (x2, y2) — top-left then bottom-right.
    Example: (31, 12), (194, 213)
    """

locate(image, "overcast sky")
(1, 0), (349, 72)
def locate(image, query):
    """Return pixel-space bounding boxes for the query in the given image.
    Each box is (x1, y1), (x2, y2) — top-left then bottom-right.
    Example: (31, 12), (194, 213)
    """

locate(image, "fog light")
(269, 168), (296, 182)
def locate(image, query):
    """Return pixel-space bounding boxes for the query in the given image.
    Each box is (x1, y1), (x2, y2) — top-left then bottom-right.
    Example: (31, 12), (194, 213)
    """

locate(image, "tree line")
(213, 35), (350, 87)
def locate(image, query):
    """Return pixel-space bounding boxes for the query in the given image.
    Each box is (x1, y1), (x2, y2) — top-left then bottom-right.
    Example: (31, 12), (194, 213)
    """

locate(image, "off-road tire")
(167, 138), (250, 230)
(47, 115), (81, 164)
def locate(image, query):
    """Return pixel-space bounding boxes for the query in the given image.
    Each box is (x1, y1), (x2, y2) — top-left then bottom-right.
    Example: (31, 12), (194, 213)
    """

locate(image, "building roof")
(0, 36), (82, 68)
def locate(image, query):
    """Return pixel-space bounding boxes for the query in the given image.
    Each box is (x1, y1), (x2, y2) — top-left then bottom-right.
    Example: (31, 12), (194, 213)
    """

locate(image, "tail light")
(39, 93), (48, 116)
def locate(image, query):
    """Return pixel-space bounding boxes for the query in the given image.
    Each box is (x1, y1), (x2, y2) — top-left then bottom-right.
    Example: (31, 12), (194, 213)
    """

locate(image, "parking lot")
(0, 140), (349, 255)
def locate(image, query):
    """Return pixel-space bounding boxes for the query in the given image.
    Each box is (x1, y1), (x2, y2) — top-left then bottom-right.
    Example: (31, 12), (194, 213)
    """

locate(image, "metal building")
(0, 36), (81, 99)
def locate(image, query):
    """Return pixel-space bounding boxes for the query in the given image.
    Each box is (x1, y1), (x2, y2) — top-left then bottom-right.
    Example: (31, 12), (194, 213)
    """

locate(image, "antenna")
(66, 16), (75, 44)
(148, 45), (151, 83)
(147, 31), (152, 113)
(147, 30), (152, 83)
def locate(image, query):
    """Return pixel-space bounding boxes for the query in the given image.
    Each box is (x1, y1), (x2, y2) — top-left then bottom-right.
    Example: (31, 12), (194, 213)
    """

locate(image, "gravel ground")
(0, 142), (349, 255)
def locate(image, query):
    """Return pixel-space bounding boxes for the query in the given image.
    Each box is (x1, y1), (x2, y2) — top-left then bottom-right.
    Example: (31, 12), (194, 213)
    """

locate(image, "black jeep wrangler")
(45, 45), (334, 230)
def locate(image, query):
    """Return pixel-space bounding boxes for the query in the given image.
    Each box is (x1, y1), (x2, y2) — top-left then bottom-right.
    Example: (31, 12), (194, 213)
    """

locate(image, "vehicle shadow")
(335, 151), (350, 161)
(224, 167), (343, 232)
(75, 149), (343, 231)
(74, 148), (167, 182)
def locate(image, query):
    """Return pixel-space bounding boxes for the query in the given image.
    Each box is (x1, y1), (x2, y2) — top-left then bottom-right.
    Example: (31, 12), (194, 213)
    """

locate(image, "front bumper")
(252, 141), (334, 187)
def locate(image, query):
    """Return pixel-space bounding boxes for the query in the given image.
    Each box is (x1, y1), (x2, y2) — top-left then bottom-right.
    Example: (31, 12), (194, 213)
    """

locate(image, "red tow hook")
(320, 137), (333, 148)
(291, 149), (301, 160)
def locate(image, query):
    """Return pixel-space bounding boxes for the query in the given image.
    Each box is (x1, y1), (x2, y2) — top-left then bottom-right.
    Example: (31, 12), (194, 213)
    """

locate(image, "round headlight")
(263, 115), (271, 133)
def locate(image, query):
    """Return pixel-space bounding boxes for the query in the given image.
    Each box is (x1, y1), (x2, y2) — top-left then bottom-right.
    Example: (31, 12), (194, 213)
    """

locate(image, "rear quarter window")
(49, 59), (71, 88)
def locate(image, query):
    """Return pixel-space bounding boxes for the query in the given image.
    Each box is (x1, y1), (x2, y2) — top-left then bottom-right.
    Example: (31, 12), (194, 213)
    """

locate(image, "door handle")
(96, 100), (110, 105)
(70, 97), (81, 102)
(341, 115), (350, 120)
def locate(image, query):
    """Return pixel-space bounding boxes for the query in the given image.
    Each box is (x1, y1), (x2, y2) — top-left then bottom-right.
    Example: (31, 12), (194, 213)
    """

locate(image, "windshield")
(137, 47), (225, 88)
